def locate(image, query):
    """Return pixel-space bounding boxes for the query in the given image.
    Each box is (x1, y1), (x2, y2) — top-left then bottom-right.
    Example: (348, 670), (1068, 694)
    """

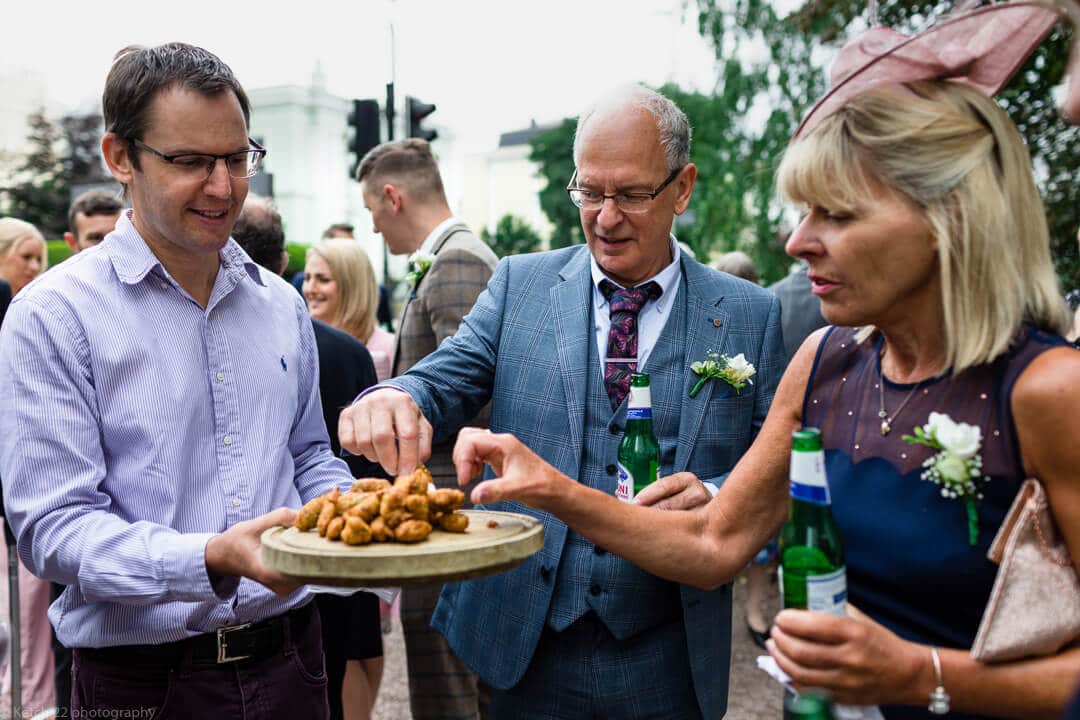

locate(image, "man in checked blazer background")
(356, 138), (497, 720)
(342, 87), (785, 719)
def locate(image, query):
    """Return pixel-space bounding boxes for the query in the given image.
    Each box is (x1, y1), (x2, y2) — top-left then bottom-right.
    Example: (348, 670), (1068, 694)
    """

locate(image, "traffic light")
(347, 98), (381, 179)
(406, 96), (437, 142)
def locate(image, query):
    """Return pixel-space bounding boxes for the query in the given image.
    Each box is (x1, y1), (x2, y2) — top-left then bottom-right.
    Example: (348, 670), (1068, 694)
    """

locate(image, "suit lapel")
(392, 222), (471, 375)
(551, 248), (592, 466)
(674, 257), (729, 473)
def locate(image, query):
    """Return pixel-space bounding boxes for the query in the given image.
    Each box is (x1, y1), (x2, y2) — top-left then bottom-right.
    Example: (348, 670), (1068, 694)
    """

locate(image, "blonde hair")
(307, 238), (378, 343)
(0, 217), (48, 272)
(777, 81), (1069, 372)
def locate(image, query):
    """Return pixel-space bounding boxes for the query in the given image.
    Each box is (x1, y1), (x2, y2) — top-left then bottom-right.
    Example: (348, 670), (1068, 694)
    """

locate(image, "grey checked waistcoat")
(546, 277), (689, 640)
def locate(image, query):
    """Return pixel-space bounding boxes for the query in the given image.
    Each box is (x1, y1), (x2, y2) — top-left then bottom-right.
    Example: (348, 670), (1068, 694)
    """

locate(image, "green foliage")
(2, 109), (69, 237)
(481, 214), (543, 258)
(527, 118), (582, 249)
(46, 240), (73, 268)
(285, 242), (308, 276)
(1, 110), (108, 238)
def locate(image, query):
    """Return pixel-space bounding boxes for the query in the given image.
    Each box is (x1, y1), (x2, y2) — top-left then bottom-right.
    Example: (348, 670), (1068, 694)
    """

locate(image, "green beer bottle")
(779, 428), (846, 615)
(785, 692), (836, 720)
(615, 373), (660, 503)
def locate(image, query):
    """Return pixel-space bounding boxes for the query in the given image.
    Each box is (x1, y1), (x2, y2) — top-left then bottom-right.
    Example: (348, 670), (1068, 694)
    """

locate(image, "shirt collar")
(590, 234), (682, 312)
(106, 209), (263, 287)
(419, 216), (462, 255)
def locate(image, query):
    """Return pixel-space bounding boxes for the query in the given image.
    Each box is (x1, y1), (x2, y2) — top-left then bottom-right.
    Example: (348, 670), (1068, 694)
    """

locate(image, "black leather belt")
(83, 601), (316, 666)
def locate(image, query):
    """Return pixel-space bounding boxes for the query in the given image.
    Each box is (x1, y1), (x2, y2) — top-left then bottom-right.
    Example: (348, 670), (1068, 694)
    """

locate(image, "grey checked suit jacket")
(389, 245), (785, 719)
(393, 222), (498, 483)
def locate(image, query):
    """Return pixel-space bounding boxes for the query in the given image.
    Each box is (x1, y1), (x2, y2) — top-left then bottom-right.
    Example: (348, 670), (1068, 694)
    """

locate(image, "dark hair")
(232, 196), (285, 273)
(103, 43), (251, 170)
(322, 222), (355, 239)
(356, 138), (445, 202)
(67, 189), (124, 233)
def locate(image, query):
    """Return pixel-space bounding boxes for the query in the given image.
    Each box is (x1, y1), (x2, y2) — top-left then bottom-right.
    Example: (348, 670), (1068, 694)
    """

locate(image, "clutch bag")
(971, 479), (1080, 662)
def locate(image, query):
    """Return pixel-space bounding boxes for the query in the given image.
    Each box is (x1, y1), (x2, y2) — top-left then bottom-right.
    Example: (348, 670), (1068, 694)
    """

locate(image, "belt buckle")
(216, 622), (253, 663)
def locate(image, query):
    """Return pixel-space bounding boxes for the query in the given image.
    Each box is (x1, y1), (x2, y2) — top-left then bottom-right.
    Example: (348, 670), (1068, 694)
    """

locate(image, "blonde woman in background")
(303, 238), (396, 381)
(0, 217), (54, 718)
(0, 218), (47, 297)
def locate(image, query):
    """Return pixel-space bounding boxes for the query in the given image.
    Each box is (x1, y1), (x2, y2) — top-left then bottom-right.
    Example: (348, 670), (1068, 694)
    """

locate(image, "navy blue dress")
(802, 325), (1071, 720)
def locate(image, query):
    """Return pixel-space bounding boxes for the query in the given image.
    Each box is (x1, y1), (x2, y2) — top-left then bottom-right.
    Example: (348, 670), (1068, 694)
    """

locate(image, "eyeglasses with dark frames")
(130, 137), (267, 180)
(566, 166), (684, 214)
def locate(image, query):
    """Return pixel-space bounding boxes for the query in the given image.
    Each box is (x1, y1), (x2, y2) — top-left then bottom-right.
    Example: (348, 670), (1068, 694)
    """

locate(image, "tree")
(481, 214), (543, 258)
(693, 0), (1080, 289)
(1, 108), (69, 237)
(528, 118), (582, 249)
(60, 113), (107, 185)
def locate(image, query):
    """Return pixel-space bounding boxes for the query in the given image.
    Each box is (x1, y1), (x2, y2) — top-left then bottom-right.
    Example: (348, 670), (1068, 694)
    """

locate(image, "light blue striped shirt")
(0, 211), (351, 648)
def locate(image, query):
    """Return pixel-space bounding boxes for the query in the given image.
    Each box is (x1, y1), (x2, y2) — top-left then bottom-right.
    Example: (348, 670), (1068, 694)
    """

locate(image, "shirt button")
(609, 424), (622, 435)
(605, 464), (616, 476)
(160, 281), (168, 290)
(589, 583), (602, 596)
(232, 497), (242, 507)
(223, 435), (233, 446)
(216, 372), (225, 382)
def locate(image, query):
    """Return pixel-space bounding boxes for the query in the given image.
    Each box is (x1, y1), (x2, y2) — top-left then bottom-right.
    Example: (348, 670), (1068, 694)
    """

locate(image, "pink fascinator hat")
(794, 1), (1062, 138)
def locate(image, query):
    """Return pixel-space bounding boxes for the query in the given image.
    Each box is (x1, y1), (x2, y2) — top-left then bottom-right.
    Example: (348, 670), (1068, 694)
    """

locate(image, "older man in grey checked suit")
(341, 86), (785, 719)
(356, 138), (497, 720)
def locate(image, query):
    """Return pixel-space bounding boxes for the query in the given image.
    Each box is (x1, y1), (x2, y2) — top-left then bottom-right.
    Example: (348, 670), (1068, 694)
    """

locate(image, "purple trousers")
(71, 603), (329, 719)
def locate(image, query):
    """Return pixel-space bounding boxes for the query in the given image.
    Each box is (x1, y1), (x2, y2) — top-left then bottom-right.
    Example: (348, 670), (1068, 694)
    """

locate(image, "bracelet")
(928, 646), (951, 715)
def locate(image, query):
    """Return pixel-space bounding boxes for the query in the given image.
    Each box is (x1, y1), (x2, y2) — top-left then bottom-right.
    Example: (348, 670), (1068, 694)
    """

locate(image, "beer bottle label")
(626, 407), (652, 420)
(805, 567), (847, 616)
(615, 463), (635, 503)
(790, 451), (831, 505)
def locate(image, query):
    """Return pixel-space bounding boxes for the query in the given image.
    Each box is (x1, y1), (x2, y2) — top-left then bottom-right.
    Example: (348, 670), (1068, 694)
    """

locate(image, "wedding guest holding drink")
(449, 4), (1080, 718)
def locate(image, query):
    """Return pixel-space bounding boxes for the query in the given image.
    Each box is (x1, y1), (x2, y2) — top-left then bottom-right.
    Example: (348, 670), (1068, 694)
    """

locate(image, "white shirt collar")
(590, 234), (682, 313)
(419, 216), (462, 255)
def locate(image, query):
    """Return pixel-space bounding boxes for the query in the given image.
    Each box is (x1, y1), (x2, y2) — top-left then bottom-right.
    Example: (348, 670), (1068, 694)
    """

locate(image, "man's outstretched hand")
(338, 388), (433, 476)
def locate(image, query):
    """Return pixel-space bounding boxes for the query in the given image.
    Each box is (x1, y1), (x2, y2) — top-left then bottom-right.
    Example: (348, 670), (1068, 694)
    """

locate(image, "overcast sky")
(0, 0), (784, 155)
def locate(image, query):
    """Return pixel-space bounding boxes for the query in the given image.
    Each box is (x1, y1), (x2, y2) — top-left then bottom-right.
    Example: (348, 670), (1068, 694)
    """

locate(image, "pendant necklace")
(877, 349), (923, 436)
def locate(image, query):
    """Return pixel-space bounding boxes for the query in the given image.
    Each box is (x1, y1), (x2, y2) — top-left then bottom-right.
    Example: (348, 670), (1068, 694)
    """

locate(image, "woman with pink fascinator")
(446, 3), (1080, 718)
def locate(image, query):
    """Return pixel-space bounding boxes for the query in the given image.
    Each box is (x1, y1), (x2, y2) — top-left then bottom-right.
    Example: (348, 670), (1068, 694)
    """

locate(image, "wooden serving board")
(261, 509), (544, 587)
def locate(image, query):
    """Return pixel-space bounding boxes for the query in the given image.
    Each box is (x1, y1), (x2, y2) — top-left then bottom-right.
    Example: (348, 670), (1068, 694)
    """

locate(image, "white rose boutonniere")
(903, 412), (988, 546)
(689, 351), (756, 398)
(406, 251), (435, 289)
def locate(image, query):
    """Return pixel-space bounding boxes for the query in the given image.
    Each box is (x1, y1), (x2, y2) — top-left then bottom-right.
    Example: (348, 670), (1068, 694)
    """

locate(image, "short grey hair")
(573, 85), (691, 172)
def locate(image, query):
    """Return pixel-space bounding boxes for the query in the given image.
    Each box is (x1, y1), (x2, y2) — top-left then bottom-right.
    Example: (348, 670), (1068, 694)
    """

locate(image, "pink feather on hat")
(794, 1), (1062, 139)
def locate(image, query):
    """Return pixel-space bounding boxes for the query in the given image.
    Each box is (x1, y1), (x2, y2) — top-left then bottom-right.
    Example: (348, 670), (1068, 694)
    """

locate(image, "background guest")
(353, 137), (499, 720)
(0, 218), (47, 297)
(63, 190), (123, 253)
(303, 238), (395, 381)
(711, 250), (760, 285)
(0, 216), (53, 718)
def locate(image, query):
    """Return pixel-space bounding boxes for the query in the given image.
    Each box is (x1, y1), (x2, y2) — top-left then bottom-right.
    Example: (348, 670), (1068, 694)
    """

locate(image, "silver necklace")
(878, 353), (923, 436)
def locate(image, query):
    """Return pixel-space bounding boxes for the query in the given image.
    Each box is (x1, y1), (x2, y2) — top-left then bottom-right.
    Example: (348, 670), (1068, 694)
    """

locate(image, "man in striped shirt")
(0, 43), (348, 718)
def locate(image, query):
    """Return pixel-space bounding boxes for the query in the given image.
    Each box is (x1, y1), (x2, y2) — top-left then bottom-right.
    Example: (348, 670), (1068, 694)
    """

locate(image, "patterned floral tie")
(599, 278), (662, 410)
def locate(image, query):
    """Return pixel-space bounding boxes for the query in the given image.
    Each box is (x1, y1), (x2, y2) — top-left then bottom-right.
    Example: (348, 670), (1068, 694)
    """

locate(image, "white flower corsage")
(689, 351), (755, 398)
(406, 251), (435, 289)
(902, 412), (988, 546)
